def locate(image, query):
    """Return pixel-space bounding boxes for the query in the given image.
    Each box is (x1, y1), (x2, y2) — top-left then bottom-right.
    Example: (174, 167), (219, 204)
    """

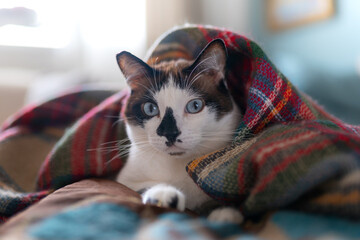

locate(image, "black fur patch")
(156, 107), (181, 146)
(126, 90), (156, 127)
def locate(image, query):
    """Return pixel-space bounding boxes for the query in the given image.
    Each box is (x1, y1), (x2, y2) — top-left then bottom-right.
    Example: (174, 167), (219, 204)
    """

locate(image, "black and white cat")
(116, 39), (243, 223)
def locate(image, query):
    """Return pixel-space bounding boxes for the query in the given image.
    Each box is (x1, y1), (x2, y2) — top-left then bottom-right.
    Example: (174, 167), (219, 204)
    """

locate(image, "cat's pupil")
(193, 101), (199, 110)
(150, 105), (155, 112)
(150, 105), (157, 113)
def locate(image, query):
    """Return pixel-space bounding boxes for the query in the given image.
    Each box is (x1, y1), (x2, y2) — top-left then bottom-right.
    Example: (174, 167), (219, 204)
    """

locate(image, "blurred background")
(0, 0), (359, 124)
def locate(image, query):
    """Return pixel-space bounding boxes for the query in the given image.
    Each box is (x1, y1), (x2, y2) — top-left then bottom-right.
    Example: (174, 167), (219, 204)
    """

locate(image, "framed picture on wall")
(267, 0), (335, 31)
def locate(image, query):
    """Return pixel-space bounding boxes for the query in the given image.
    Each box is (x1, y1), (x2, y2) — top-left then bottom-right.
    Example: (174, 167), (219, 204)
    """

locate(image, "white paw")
(142, 184), (186, 211)
(207, 207), (243, 224)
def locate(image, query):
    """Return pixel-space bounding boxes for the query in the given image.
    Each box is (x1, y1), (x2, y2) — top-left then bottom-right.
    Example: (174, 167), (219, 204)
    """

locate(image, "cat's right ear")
(116, 51), (152, 88)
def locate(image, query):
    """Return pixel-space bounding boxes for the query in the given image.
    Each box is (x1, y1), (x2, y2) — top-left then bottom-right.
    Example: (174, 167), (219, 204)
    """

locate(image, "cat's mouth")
(166, 145), (186, 156)
(169, 151), (185, 156)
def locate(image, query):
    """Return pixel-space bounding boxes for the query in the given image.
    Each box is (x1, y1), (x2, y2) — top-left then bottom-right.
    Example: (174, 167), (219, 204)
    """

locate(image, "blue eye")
(186, 99), (204, 114)
(143, 102), (159, 117)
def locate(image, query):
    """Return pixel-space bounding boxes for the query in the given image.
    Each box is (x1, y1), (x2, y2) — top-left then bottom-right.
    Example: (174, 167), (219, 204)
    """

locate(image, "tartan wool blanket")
(0, 25), (360, 238)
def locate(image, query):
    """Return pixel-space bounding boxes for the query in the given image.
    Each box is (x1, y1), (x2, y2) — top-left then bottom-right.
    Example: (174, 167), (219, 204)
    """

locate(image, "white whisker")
(186, 66), (211, 89)
(186, 56), (211, 85)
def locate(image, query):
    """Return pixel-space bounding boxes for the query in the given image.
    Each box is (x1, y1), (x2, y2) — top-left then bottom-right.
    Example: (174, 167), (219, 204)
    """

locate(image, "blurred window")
(0, 1), (75, 48)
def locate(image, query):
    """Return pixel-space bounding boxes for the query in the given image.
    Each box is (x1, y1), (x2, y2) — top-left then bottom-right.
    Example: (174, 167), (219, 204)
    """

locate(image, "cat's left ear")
(187, 39), (227, 81)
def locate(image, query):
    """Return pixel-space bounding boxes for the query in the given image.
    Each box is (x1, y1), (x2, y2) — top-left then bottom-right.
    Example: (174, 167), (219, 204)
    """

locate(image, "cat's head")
(116, 39), (240, 160)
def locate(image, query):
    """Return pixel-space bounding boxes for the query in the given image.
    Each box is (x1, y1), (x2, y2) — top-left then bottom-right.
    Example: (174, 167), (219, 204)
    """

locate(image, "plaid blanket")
(0, 25), (360, 236)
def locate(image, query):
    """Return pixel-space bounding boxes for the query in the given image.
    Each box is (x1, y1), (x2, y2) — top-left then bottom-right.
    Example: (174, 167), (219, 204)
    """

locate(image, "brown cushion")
(0, 179), (144, 234)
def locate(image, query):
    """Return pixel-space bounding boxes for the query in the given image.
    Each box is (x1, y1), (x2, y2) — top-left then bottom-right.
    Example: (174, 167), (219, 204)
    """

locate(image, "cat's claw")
(142, 184), (186, 211)
(207, 207), (243, 224)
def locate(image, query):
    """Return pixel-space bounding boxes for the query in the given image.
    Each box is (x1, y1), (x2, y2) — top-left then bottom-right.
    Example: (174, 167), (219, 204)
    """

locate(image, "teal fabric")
(28, 203), (245, 240)
(29, 203), (140, 240)
(144, 213), (244, 239)
(272, 211), (360, 240)
(28, 202), (360, 240)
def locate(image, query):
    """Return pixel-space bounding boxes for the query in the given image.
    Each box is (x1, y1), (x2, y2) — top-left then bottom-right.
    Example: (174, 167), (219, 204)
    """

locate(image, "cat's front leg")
(142, 184), (186, 211)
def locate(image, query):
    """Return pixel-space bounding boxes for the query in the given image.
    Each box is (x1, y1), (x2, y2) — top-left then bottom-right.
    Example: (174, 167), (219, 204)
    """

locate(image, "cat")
(116, 39), (243, 223)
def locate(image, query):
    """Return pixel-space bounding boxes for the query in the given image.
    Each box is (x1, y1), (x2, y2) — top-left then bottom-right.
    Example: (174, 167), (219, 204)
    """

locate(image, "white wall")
(146, 0), (251, 48)
(199, 0), (250, 35)
(0, 1), (147, 122)
(1, 0), (251, 83)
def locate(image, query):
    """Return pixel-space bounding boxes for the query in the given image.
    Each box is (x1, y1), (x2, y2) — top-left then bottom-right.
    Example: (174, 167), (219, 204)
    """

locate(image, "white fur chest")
(116, 145), (212, 210)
